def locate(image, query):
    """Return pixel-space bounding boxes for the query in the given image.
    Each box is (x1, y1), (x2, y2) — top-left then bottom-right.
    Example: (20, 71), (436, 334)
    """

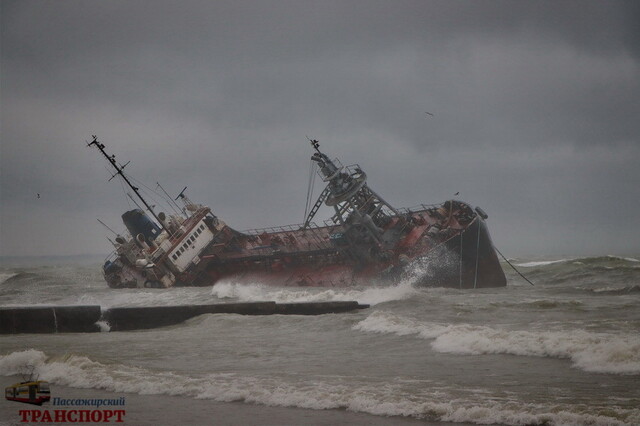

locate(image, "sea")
(1, 255), (639, 425)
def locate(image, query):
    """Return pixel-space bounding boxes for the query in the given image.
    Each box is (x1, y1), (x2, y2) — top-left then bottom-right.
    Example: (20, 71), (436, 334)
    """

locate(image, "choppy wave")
(73, 287), (217, 309)
(509, 255), (640, 290)
(0, 350), (636, 425)
(488, 299), (585, 310)
(1, 271), (36, 284)
(210, 280), (421, 306)
(516, 256), (639, 268)
(354, 311), (640, 375)
(588, 285), (640, 295)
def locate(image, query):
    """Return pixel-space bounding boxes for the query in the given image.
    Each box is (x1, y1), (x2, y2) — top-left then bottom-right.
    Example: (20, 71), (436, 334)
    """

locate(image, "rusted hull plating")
(190, 204), (506, 289)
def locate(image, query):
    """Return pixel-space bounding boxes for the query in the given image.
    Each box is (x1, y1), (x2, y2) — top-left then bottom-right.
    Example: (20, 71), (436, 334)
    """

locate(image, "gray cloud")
(1, 0), (639, 257)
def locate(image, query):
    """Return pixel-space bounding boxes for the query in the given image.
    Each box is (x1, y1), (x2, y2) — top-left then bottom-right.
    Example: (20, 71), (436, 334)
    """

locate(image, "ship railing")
(103, 250), (119, 266)
(318, 163), (365, 181)
(165, 207), (209, 243)
(398, 202), (445, 214)
(300, 224), (336, 251)
(316, 157), (344, 181)
(344, 164), (364, 177)
(242, 223), (310, 235)
(394, 202), (463, 234)
(242, 222), (335, 252)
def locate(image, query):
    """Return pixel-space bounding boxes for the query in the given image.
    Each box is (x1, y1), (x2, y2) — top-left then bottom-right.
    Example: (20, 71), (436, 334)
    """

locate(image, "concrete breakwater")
(0, 301), (369, 334)
(0, 305), (102, 334)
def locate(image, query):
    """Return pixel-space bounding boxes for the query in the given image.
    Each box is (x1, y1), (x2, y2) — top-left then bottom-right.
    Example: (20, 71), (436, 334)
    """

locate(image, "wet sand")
(0, 378), (464, 425)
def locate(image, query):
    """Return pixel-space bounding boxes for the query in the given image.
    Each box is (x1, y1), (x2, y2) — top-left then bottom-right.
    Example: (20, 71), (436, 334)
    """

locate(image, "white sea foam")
(95, 320), (111, 332)
(0, 349), (47, 375)
(0, 350), (635, 425)
(210, 280), (420, 306)
(354, 311), (640, 375)
(515, 259), (571, 267)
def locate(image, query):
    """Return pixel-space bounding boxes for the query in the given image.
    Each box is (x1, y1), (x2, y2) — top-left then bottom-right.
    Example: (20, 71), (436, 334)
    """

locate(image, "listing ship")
(90, 136), (506, 289)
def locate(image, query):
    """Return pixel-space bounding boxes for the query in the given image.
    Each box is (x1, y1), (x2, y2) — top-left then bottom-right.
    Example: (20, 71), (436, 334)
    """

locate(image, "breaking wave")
(1, 350), (636, 425)
(210, 280), (420, 306)
(354, 311), (640, 375)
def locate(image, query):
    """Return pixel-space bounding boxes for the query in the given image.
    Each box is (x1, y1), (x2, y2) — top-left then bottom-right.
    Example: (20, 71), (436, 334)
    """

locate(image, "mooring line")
(494, 245), (535, 286)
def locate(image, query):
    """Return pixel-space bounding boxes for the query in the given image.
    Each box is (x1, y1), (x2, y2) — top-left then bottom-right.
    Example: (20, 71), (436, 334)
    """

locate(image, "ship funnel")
(122, 209), (161, 242)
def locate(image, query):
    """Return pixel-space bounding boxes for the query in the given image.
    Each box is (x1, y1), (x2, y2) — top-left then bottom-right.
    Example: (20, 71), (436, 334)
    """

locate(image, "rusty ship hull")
(195, 204), (505, 289)
(91, 136), (506, 290)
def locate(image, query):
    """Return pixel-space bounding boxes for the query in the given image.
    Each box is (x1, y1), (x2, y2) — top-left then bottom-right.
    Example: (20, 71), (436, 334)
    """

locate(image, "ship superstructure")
(90, 136), (506, 289)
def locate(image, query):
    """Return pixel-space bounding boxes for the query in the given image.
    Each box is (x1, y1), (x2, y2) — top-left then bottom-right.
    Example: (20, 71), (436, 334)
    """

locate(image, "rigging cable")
(473, 220), (481, 289)
(156, 182), (183, 216)
(117, 173), (132, 209)
(303, 159), (316, 222)
(494, 245), (535, 286)
(126, 173), (177, 216)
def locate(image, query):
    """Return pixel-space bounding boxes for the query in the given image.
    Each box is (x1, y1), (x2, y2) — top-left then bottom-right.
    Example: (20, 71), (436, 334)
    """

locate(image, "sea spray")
(210, 280), (420, 306)
(0, 349), (47, 375)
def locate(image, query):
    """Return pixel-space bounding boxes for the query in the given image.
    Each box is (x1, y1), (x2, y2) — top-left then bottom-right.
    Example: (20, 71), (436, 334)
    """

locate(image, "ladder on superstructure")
(302, 186), (331, 229)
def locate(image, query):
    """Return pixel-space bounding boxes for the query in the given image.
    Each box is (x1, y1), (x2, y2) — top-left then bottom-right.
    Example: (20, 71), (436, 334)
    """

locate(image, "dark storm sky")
(1, 0), (639, 257)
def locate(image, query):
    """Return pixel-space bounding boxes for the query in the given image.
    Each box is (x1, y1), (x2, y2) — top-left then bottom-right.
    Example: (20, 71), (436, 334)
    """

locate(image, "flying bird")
(425, 111), (434, 117)
(454, 192), (459, 196)
(37, 193), (40, 199)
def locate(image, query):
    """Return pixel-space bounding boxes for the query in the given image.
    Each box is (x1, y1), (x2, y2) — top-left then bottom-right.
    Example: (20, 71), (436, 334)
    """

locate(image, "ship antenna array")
(88, 135), (168, 232)
(309, 137), (321, 154)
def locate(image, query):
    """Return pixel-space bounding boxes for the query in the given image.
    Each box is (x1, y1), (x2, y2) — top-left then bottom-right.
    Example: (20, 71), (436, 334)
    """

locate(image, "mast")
(307, 139), (399, 242)
(88, 135), (168, 232)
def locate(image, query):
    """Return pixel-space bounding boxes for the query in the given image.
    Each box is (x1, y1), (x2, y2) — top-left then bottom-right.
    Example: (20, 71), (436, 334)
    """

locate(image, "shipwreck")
(89, 136), (506, 289)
